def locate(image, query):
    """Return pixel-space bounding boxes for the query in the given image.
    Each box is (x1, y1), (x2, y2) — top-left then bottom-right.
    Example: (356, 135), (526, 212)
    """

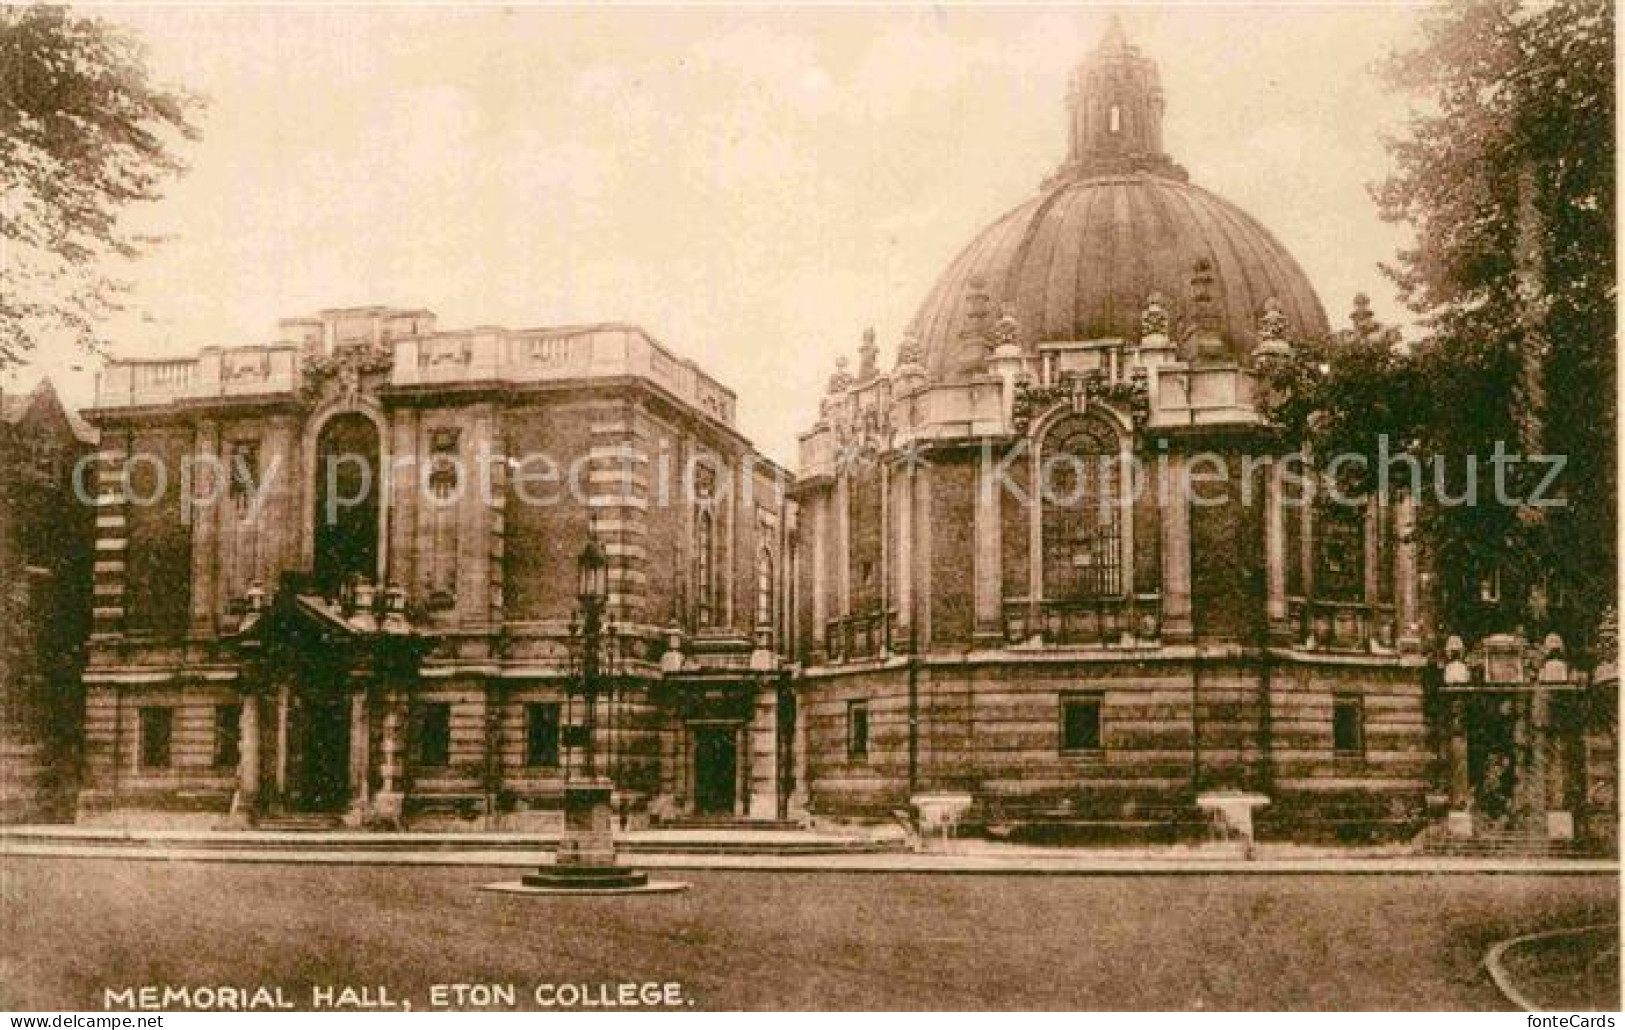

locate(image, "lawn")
(0, 859), (1616, 1011)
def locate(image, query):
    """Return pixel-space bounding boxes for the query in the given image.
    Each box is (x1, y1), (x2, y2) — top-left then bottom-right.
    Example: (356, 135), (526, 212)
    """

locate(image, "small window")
(525, 703), (561, 768)
(1333, 695), (1364, 756)
(415, 702), (451, 768)
(1109, 105), (1121, 133)
(846, 700), (869, 761)
(139, 707), (173, 769)
(228, 441), (259, 508)
(1061, 692), (1104, 753)
(31, 439), (61, 484)
(1479, 566), (1502, 604)
(215, 704), (241, 769)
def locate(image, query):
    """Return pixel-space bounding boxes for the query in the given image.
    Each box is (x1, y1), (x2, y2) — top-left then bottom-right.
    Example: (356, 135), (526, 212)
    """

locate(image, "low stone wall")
(797, 652), (1430, 842)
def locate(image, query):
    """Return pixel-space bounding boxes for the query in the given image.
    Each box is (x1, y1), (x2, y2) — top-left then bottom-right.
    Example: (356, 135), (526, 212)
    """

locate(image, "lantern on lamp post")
(506, 535), (683, 892)
(573, 537), (609, 780)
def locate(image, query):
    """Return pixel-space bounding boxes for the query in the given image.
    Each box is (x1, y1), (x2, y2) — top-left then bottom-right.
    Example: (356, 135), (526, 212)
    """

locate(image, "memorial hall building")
(68, 23), (1615, 847)
(790, 22), (1614, 846)
(79, 310), (801, 829)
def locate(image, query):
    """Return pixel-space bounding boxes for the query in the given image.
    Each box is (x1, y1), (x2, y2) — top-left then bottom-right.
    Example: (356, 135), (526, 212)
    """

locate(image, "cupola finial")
(1100, 13), (1128, 51)
(1049, 14), (1187, 186)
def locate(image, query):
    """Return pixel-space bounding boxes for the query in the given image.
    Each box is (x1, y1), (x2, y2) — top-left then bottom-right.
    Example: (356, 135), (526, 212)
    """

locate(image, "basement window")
(525, 703), (561, 768)
(1061, 692), (1104, 754)
(1333, 695), (1365, 757)
(415, 702), (452, 768)
(139, 707), (173, 769)
(215, 703), (241, 769)
(847, 700), (869, 762)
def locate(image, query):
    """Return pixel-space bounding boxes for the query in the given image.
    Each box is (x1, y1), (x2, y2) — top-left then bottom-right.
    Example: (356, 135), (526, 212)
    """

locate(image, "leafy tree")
(0, 6), (201, 369)
(1261, 0), (1615, 656)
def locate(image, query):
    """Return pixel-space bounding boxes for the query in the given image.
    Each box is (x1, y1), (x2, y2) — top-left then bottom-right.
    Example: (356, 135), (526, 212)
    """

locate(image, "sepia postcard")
(0, 1), (1617, 1017)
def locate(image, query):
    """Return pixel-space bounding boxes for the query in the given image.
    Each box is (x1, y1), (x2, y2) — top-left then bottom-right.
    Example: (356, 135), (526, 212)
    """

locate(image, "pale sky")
(18, 3), (1428, 463)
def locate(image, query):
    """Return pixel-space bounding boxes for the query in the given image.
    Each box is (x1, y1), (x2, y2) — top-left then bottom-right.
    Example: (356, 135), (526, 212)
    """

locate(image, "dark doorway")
(1464, 694), (1518, 828)
(313, 413), (381, 595)
(693, 726), (738, 816)
(294, 697), (351, 812)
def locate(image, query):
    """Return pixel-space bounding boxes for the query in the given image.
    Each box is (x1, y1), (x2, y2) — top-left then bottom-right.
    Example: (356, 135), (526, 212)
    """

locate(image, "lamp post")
(574, 536), (609, 780)
(518, 536), (662, 891)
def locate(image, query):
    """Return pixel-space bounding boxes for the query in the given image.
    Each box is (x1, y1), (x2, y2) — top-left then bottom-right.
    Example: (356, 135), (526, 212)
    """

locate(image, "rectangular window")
(525, 703), (561, 768)
(138, 707), (172, 769)
(1333, 695), (1364, 756)
(31, 439), (60, 484)
(1061, 692), (1104, 753)
(215, 703), (241, 769)
(846, 700), (869, 761)
(416, 702), (451, 768)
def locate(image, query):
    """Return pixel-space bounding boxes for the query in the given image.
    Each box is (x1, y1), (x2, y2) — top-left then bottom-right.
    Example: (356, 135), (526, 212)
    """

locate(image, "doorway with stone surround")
(690, 723), (741, 817)
(288, 692), (351, 813)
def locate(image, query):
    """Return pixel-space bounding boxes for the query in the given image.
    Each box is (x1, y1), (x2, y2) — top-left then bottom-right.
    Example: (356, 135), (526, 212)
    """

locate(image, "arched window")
(1109, 105), (1121, 133)
(1040, 416), (1123, 600)
(755, 547), (774, 633)
(313, 412), (381, 595)
(696, 509), (716, 627)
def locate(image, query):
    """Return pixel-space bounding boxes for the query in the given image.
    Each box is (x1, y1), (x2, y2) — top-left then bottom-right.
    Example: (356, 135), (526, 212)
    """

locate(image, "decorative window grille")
(1315, 497), (1366, 601)
(1041, 417), (1123, 600)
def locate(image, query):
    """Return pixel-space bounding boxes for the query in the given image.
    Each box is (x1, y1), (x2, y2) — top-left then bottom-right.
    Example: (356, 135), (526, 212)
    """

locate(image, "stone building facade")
(789, 22), (1614, 846)
(78, 308), (799, 828)
(1, 380), (97, 822)
(65, 21), (1615, 847)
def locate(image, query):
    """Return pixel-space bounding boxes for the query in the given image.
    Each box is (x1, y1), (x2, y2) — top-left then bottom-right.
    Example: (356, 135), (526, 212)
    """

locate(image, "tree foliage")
(0, 6), (201, 368)
(1260, 0), (1616, 655)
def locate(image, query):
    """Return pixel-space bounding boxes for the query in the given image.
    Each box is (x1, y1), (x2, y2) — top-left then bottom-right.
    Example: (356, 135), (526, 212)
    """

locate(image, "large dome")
(909, 20), (1329, 381)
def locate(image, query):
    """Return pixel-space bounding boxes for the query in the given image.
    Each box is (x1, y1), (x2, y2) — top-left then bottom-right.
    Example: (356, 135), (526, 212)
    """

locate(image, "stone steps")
(0, 827), (904, 856)
(1420, 830), (1596, 859)
(521, 866), (651, 890)
(659, 817), (806, 831)
(255, 815), (345, 832)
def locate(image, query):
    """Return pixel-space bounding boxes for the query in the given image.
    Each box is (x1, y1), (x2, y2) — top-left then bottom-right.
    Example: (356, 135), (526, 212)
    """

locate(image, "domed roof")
(909, 20), (1329, 381)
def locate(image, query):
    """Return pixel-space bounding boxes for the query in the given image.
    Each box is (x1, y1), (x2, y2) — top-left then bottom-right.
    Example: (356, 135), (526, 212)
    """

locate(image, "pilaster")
(893, 462), (914, 647)
(810, 490), (828, 656)
(1446, 696), (1471, 833)
(189, 419), (222, 631)
(90, 432), (132, 639)
(587, 407), (650, 624)
(746, 683), (779, 820)
(228, 689), (262, 826)
(1159, 452), (1192, 642)
(973, 445), (1003, 643)
(1263, 457), (1289, 638)
(1394, 493), (1422, 652)
(344, 687), (371, 827)
(835, 472), (851, 619)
